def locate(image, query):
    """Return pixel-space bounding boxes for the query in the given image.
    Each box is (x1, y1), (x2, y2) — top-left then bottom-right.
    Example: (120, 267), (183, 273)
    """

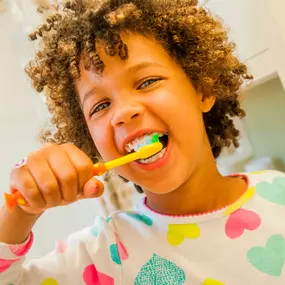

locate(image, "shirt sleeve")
(0, 216), (120, 285)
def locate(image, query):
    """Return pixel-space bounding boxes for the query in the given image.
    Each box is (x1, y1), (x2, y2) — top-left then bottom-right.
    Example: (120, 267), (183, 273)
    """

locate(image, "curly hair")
(26, 0), (252, 162)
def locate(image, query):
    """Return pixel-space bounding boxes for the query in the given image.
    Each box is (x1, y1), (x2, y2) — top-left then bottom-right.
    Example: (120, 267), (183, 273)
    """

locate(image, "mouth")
(124, 132), (169, 164)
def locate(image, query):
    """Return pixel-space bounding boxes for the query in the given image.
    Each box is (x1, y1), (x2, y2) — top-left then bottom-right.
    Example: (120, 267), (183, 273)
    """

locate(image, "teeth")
(125, 132), (165, 153)
(139, 147), (166, 164)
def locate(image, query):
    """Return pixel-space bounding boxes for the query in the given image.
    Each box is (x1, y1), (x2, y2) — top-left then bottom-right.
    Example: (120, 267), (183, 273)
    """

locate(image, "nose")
(111, 103), (145, 127)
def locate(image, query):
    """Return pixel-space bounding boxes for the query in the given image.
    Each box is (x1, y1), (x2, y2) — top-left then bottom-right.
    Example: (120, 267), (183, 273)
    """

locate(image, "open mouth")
(124, 132), (169, 164)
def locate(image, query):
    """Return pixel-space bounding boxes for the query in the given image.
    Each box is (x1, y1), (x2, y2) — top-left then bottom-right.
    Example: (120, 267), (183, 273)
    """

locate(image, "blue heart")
(256, 177), (285, 205)
(134, 254), (186, 284)
(110, 244), (121, 265)
(127, 213), (153, 226)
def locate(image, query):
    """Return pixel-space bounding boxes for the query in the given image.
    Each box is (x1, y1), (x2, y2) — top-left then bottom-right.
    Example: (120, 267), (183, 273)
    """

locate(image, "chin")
(117, 146), (196, 195)
(141, 170), (191, 195)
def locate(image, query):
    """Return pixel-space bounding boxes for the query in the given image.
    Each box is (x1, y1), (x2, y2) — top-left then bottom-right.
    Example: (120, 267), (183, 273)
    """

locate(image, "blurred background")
(0, 0), (285, 261)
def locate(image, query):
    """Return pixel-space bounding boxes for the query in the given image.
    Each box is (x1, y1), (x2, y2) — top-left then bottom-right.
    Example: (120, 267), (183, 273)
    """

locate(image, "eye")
(90, 101), (111, 116)
(137, 78), (160, 90)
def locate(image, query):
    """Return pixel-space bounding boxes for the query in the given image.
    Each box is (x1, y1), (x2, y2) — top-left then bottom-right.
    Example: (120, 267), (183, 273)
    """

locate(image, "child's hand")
(9, 143), (104, 215)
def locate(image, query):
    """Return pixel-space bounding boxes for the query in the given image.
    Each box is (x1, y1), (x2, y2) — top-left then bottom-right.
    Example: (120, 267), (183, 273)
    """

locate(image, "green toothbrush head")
(151, 134), (159, 143)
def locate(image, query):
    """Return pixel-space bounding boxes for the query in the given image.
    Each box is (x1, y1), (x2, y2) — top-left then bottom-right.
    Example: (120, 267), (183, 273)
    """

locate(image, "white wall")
(266, 0), (285, 89)
(241, 77), (285, 168)
(0, 10), (105, 261)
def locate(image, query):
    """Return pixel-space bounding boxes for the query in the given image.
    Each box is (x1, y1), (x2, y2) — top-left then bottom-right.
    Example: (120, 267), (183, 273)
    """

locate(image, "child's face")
(76, 33), (215, 194)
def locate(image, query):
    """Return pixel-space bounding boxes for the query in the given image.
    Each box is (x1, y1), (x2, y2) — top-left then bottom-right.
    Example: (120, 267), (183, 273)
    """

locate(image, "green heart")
(106, 216), (112, 223)
(90, 217), (104, 237)
(127, 213), (153, 226)
(90, 226), (99, 237)
(134, 254), (186, 284)
(256, 177), (285, 205)
(110, 244), (121, 265)
(247, 234), (285, 276)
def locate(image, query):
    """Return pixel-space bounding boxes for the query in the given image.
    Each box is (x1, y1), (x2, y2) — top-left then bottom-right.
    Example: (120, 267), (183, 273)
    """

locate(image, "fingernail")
(93, 184), (99, 193)
(94, 181), (104, 193)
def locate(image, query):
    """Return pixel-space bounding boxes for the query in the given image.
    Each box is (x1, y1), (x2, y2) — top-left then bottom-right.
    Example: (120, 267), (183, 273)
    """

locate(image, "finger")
(80, 177), (104, 199)
(43, 144), (78, 203)
(61, 144), (94, 192)
(27, 153), (62, 207)
(10, 167), (46, 209)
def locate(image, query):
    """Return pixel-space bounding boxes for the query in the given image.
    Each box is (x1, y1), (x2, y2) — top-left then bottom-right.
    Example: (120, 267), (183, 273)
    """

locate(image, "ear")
(197, 87), (216, 113)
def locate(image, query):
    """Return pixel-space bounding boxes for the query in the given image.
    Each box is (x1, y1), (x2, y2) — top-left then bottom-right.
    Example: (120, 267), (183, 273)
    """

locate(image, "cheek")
(88, 123), (115, 160)
(152, 92), (202, 134)
(158, 94), (205, 152)
(150, 84), (199, 118)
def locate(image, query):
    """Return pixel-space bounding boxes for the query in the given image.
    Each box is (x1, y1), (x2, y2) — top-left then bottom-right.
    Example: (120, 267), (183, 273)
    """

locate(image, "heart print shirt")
(1, 170), (285, 285)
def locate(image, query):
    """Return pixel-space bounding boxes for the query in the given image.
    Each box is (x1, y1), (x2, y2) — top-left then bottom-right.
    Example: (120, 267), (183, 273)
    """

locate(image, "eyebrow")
(82, 61), (166, 106)
(127, 61), (166, 73)
(82, 86), (98, 107)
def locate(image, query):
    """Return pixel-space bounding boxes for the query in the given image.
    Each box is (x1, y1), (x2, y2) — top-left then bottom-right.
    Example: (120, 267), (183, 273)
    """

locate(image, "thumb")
(80, 177), (104, 199)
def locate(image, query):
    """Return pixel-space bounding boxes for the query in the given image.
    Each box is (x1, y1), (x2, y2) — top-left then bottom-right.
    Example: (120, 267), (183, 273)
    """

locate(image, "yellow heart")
(224, 186), (256, 216)
(203, 278), (225, 285)
(41, 278), (59, 285)
(251, 170), (267, 175)
(167, 224), (200, 246)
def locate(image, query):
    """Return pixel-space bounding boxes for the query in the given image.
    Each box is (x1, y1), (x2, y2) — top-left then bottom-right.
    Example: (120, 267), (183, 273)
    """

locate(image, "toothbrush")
(4, 134), (163, 211)
(93, 134), (162, 175)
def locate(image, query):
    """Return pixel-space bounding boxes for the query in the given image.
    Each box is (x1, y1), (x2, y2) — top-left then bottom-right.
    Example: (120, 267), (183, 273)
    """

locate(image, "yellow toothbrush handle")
(105, 152), (141, 170)
(93, 142), (163, 176)
(105, 142), (163, 170)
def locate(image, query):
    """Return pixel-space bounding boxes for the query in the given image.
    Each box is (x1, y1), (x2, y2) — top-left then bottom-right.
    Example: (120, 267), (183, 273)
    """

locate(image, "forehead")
(77, 33), (174, 83)
(97, 33), (172, 68)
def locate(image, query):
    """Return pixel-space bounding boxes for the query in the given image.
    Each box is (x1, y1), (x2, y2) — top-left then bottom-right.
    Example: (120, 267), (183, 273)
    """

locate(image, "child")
(1, 0), (285, 284)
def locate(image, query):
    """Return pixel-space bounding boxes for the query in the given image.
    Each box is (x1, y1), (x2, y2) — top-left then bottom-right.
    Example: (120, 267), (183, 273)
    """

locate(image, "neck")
(145, 146), (247, 216)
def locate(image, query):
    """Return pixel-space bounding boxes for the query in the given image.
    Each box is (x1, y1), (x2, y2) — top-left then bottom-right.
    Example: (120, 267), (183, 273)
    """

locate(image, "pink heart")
(225, 208), (261, 239)
(115, 233), (129, 260)
(0, 258), (20, 273)
(55, 240), (68, 254)
(83, 264), (114, 285)
(9, 232), (34, 256)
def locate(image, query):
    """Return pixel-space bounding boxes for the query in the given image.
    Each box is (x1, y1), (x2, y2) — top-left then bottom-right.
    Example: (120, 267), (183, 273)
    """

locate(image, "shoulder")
(244, 170), (285, 214)
(246, 169), (285, 185)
